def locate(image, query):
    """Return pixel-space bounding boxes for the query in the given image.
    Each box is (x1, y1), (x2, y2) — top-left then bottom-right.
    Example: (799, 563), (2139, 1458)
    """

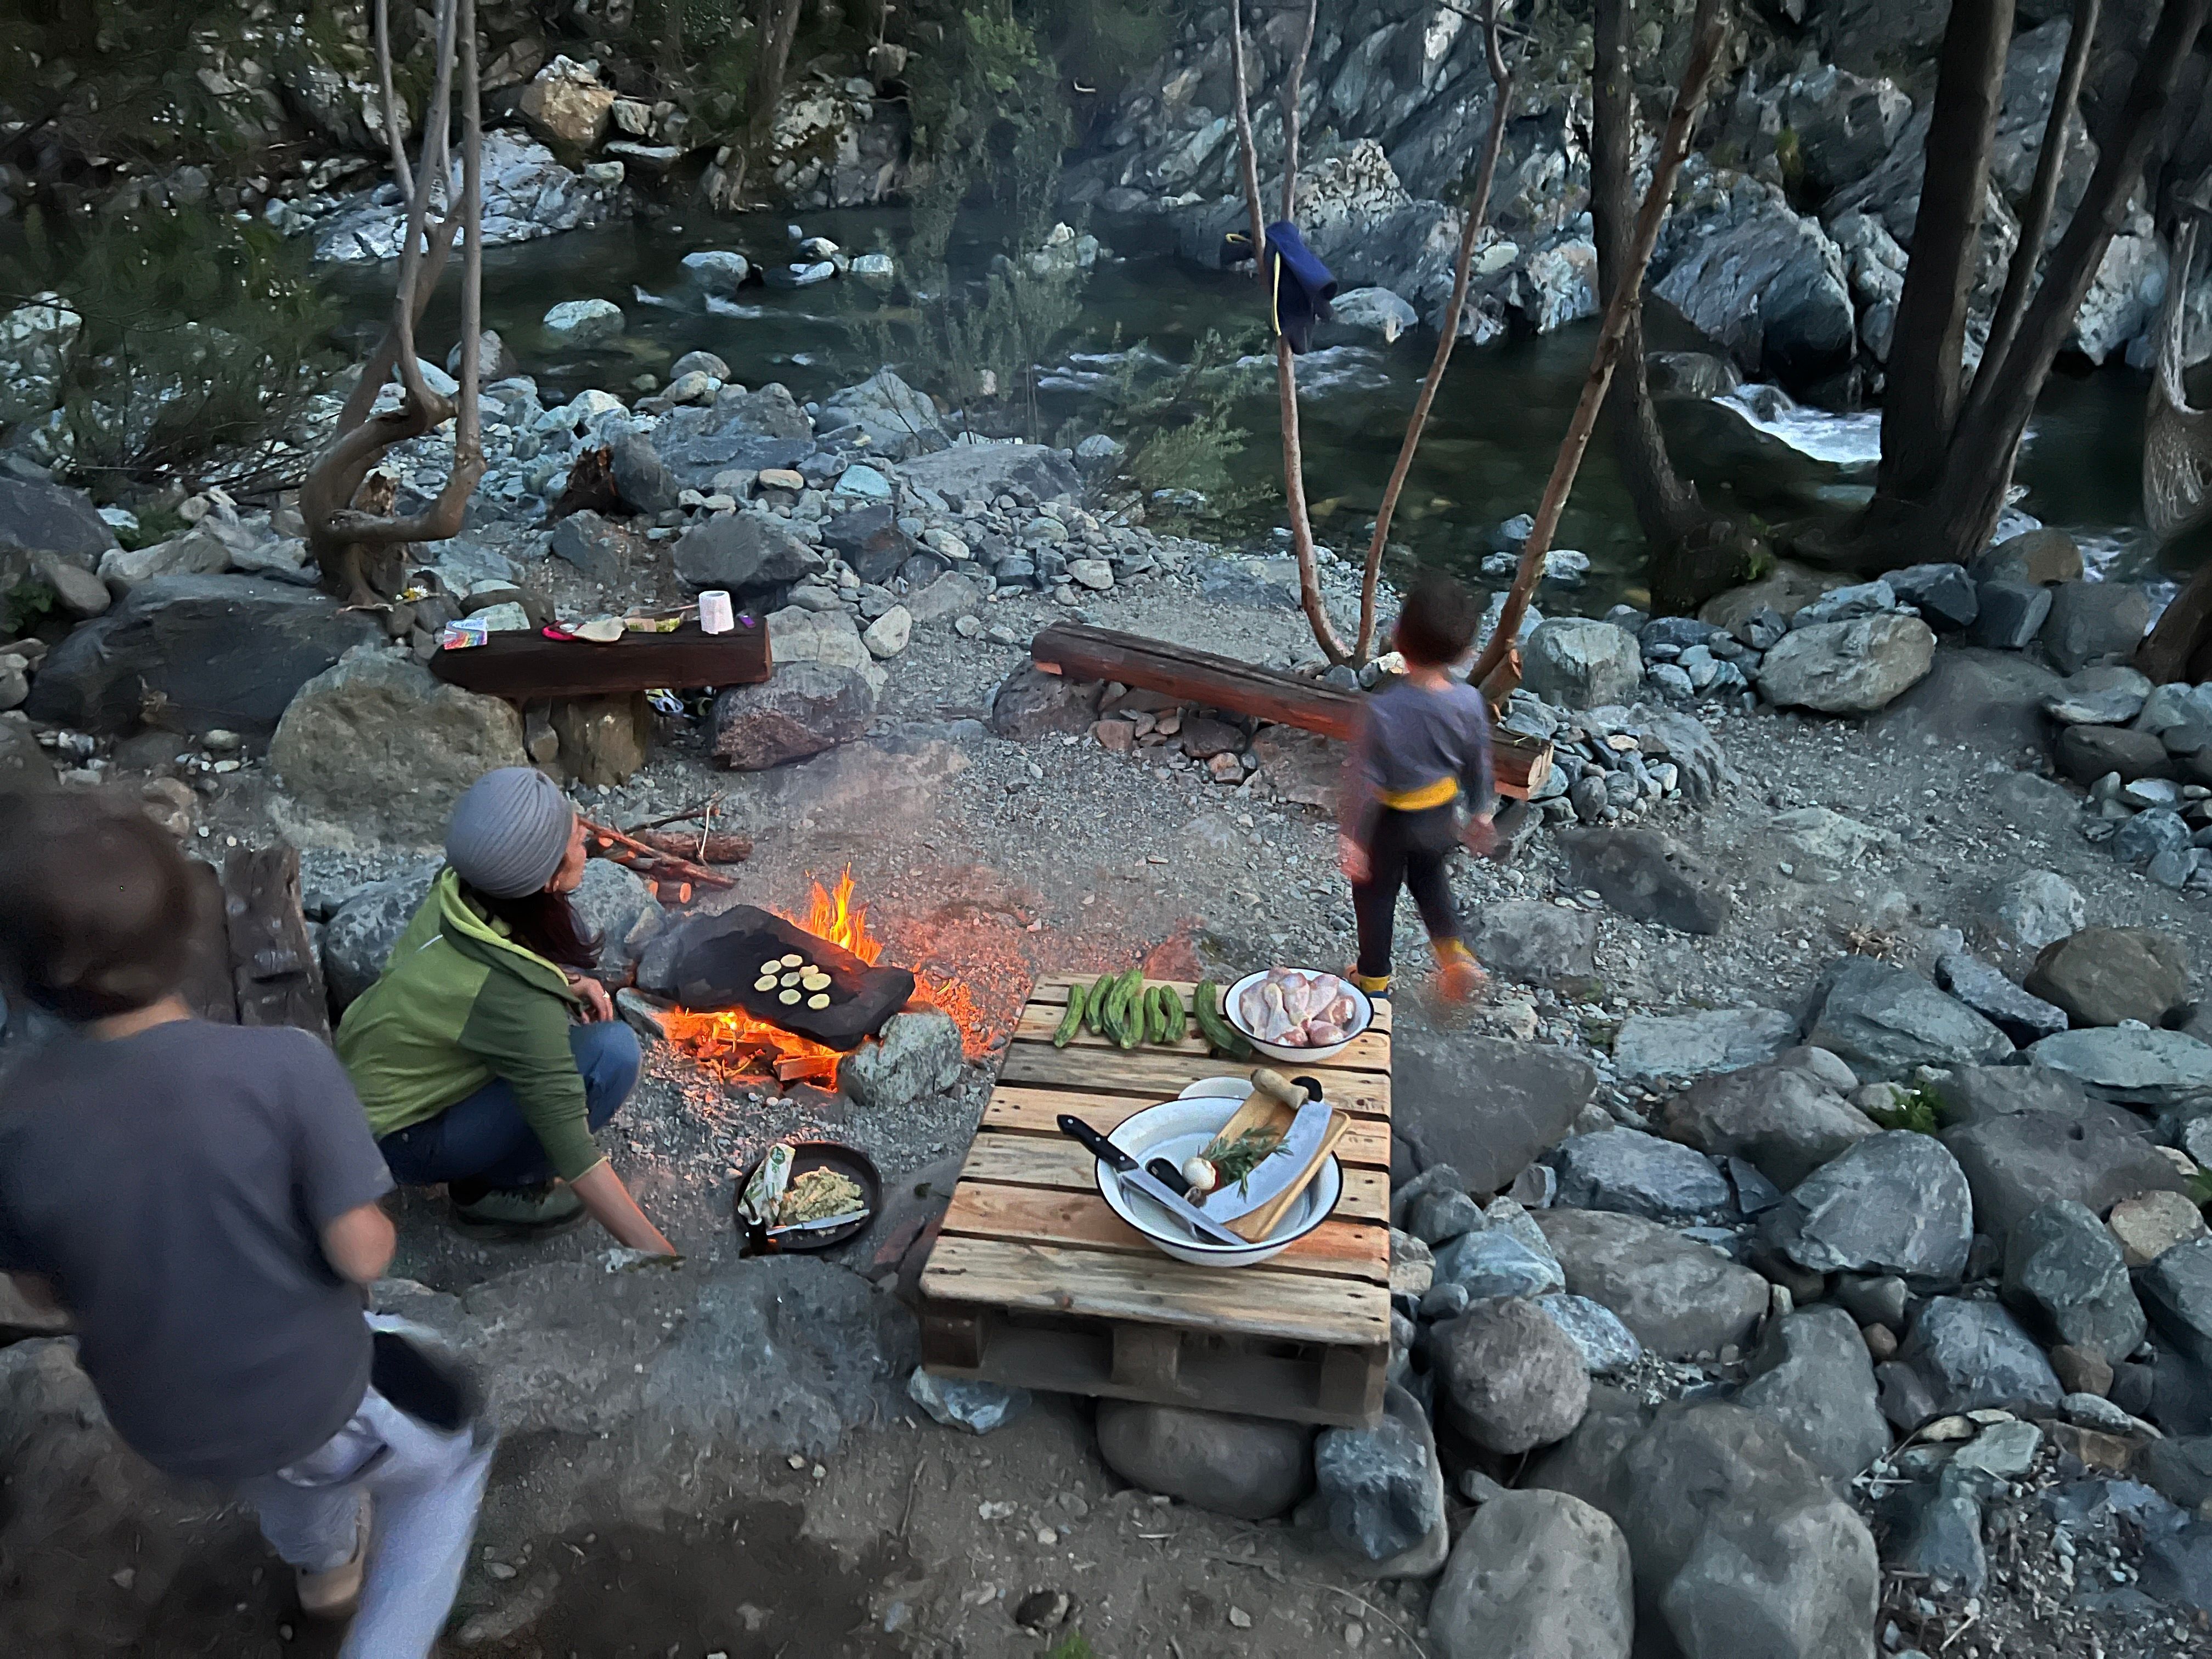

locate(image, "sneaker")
(296, 1496), (370, 1621)
(451, 1181), (585, 1235)
(1433, 940), (1488, 1005)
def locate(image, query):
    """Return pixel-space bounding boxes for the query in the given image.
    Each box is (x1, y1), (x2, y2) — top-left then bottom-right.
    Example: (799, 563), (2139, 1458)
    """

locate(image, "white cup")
(698, 590), (735, 634)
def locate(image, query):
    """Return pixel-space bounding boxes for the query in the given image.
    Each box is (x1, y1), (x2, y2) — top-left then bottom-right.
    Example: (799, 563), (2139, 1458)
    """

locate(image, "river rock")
(1897, 1297), (2063, 1413)
(1762, 1132), (1973, 1283)
(2041, 580), (2152, 675)
(2043, 665), (2154, 726)
(1393, 1032), (1596, 1192)
(1802, 957), (2013, 1080)
(0, 475), (115, 569)
(2001, 1200), (2147, 1363)
(548, 509), (625, 584)
(1313, 1385), (1445, 1566)
(1465, 899), (1597, 987)
(1408, 1189), (1486, 1246)
(1429, 1490), (1634, 1659)
(27, 574), (382, 738)
(1434, 1297), (1591, 1453)
(1538, 1294), (1645, 1374)
(1558, 827), (1733, 934)
(907, 1370), (1029, 1435)
(2027, 1028), (2212, 1107)
(2056, 723), (2176, 784)
(321, 865), (439, 1008)
(2107, 1190), (2210, 1267)
(899, 441), (1081, 505)
(821, 503), (919, 585)
(674, 509), (823, 594)
(269, 647), (527, 838)
(1330, 286), (1420, 342)
(763, 607), (884, 694)
(1523, 618), (1643, 709)
(542, 297), (625, 346)
(1758, 614), (1936, 712)
(568, 857), (662, 976)
(1650, 178), (1857, 388)
(1943, 1109), (2189, 1241)
(1929, 1062), (2103, 1127)
(1887, 562), (1979, 630)
(862, 606), (911, 659)
(987, 663), (1098, 740)
(96, 526), (231, 592)
(1873, 647), (2062, 756)
(1433, 1229), (1565, 1300)
(1993, 870), (2087, 952)
(840, 1011), (962, 1110)
(0, 720), (55, 794)
(1977, 527), (2083, 585)
(710, 661), (876, 770)
(1550, 1128), (1731, 1221)
(820, 369), (949, 459)
(1934, 948), (2069, 1044)
(1658, 1051), (1880, 1188)
(609, 433), (680, 514)
(1535, 1209), (1769, 1359)
(1093, 1402), (1311, 1520)
(2024, 928), (2191, 1029)
(1968, 579), (2054, 650)
(2138, 1237), (2212, 1366)
(1613, 1007), (1800, 1082)
(1534, 1401), (1878, 1659)
(1739, 1304), (1891, 1484)
(682, 251), (752, 294)
(519, 57), (616, 148)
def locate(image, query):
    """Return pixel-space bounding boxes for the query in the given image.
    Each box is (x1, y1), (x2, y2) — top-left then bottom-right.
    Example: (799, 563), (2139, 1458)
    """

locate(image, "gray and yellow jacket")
(335, 868), (601, 1180)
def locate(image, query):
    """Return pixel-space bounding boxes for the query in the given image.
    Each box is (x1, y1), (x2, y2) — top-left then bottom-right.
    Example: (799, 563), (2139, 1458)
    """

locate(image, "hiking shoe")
(451, 1181), (584, 1235)
(296, 1497), (370, 1621)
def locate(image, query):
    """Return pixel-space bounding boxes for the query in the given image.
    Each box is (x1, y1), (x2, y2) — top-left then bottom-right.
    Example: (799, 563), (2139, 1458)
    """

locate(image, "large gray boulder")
(27, 574), (383, 738)
(1740, 1305), (1891, 1485)
(1093, 1402), (1312, 1521)
(2026, 1028), (2212, 1107)
(269, 647), (529, 839)
(1761, 1132), (1974, 1283)
(1558, 828), (1734, 935)
(1758, 615), (1936, 713)
(1312, 1385), (1446, 1568)
(1943, 1109), (2190, 1240)
(0, 475), (115, 567)
(1432, 1297), (1592, 1454)
(1802, 957), (2013, 1081)
(840, 1010), (962, 1110)
(1394, 1032), (1596, 1192)
(1929, 1062), (2104, 1127)
(986, 663), (1098, 740)
(568, 856), (664, 977)
(710, 663), (877, 770)
(1533, 1401), (1878, 1659)
(1895, 1297), (2062, 1413)
(1613, 1008), (1801, 1082)
(1466, 899), (1598, 988)
(2023, 928), (2192, 1029)
(898, 440), (1081, 505)
(1429, 1490), (1635, 1659)
(1534, 1209), (1770, 1359)
(1523, 618), (1643, 710)
(321, 865), (438, 1008)
(2000, 1200), (2147, 1364)
(1650, 177), (1857, 388)
(819, 368), (949, 459)
(1657, 1049), (1880, 1189)
(673, 510), (824, 594)
(1991, 870), (2088, 953)
(2137, 1237), (2212, 1367)
(1550, 1128), (1732, 1221)
(2040, 579), (2151, 674)
(1871, 648), (2062, 757)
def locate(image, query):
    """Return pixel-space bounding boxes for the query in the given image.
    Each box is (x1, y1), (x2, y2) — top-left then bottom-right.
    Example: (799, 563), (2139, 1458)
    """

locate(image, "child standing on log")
(1339, 573), (1496, 1002)
(0, 792), (492, 1657)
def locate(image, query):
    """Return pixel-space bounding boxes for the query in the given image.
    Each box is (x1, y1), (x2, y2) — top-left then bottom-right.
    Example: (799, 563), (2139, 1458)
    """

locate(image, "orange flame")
(663, 868), (989, 1089)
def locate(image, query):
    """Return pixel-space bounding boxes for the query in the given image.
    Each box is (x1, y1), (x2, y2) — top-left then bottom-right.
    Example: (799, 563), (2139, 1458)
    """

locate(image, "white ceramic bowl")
(1223, 969), (1374, 1064)
(1092, 1080), (1343, 1267)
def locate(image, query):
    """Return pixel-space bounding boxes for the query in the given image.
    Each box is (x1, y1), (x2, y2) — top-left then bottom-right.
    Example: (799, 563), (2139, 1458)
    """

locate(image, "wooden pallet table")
(918, 978), (1393, 1428)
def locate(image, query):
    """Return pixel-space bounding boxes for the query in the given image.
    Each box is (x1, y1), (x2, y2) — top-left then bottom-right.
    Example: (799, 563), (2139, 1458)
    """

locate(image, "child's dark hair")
(1393, 572), (1481, 667)
(459, 883), (602, 974)
(0, 791), (196, 1020)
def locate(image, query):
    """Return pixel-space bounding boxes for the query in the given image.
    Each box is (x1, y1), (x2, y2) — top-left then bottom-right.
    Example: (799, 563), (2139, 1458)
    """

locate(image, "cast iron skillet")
(737, 1139), (882, 1254)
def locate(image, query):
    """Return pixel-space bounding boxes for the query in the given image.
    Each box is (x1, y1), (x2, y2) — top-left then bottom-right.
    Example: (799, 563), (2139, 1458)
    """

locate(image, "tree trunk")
(1868, 0), (2016, 525)
(750, 0), (804, 145)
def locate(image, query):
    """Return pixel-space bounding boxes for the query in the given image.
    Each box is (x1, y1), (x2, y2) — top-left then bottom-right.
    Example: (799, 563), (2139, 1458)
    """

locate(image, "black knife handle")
(1293, 1075), (1324, 1102)
(1146, 1158), (1192, 1195)
(1058, 1114), (1134, 1171)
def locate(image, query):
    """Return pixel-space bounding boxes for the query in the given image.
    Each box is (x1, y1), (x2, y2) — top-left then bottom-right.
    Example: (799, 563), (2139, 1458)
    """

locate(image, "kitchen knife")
(1058, 1114), (1249, 1248)
(1197, 1093), (1338, 1222)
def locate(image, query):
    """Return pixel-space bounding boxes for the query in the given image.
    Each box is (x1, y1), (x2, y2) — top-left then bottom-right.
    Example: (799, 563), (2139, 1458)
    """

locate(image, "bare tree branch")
(1356, 0), (1515, 662)
(374, 0), (414, 201)
(1465, 0), (1730, 690)
(1280, 0), (1319, 224)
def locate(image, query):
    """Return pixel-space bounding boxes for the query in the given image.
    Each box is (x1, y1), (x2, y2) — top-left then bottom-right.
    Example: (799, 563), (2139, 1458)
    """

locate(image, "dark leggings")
(1353, 804), (1462, 981)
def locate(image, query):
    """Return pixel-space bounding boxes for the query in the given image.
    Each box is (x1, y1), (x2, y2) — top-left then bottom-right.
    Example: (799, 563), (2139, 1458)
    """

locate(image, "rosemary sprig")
(1200, 1125), (1289, 1194)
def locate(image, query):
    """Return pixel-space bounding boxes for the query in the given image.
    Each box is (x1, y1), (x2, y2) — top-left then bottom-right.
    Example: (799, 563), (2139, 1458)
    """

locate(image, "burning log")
(580, 816), (736, 893)
(628, 828), (753, 865)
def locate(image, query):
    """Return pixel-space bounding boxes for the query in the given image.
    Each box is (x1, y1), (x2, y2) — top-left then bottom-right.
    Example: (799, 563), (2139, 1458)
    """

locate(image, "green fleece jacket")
(335, 868), (601, 1181)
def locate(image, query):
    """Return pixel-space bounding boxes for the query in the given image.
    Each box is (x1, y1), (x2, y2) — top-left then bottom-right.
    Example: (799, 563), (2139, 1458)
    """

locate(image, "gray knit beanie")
(445, 768), (575, 898)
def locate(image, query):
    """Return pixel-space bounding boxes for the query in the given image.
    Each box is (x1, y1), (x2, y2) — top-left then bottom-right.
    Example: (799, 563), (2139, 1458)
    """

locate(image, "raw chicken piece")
(1257, 981), (1298, 1043)
(1321, 993), (1360, 1028)
(1278, 972), (1316, 1024)
(1306, 1020), (1347, 1046)
(1239, 980), (1272, 1031)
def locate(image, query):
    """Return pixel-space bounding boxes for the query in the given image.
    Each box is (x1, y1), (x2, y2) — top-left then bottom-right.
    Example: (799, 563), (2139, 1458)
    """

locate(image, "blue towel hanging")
(1262, 221), (1336, 354)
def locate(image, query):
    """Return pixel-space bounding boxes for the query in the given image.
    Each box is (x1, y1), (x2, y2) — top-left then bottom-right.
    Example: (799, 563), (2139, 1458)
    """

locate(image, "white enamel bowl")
(1223, 969), (1375, 1064)
(1091, 1076), (1343, 1267)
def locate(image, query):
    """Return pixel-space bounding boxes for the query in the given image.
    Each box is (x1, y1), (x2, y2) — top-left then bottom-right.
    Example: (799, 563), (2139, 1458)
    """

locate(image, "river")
(329, 205), (2204, 615)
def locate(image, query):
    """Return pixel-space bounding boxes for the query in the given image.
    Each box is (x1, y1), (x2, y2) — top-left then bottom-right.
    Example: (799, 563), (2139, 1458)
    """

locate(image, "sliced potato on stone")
(781, 953), (803, 968)
(779, 989), (800, 1006)
(806, 993), (830, 1010)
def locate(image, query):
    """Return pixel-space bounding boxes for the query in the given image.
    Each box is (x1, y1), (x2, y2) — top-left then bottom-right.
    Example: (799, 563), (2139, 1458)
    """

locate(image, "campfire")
(660, 870), (988, 1090)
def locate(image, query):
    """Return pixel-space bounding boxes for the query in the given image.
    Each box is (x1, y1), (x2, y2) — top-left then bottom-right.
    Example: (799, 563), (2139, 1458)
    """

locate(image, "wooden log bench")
(427, 616), (772, 699)
(1028, 622), (1552, 799)
(918, 977), (1395, 1427)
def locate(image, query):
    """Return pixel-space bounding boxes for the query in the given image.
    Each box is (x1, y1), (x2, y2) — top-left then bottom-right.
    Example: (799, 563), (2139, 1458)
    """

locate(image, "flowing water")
(332, 205), (2208, 613)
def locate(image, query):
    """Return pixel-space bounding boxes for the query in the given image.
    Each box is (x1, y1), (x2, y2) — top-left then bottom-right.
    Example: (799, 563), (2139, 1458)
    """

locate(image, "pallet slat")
(981, 1088), (1392, 1163)
(939, 1184), (1389, 1284)
(919, 1235), (1391, 1345)
(955, 1132), (1389, 1223)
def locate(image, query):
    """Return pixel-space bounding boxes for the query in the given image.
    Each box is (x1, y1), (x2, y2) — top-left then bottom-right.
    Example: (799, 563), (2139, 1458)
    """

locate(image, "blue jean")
(377, 1022), (640, 1190)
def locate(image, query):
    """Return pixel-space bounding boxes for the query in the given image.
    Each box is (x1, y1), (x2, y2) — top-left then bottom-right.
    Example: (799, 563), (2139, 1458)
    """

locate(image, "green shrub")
(1865, 1087), (1942, 1138)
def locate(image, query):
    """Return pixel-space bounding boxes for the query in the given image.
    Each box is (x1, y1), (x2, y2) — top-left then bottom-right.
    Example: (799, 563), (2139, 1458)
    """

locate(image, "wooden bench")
(918, 977), (1394, 1427)
(427, 616), (772, 699)
(1029, 622), (1552, 799)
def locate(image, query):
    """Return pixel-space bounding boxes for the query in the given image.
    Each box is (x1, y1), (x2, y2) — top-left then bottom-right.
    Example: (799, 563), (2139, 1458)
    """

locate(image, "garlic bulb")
(1181, 1156), (1219, 1195)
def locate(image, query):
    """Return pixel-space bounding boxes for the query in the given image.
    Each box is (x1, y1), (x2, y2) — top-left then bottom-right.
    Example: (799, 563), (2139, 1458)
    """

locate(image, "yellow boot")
(1433, 938), (1488, 1005)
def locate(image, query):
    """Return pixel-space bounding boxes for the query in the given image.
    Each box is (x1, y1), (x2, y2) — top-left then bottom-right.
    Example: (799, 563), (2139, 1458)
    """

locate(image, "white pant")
(237, 1381), (494, 1658)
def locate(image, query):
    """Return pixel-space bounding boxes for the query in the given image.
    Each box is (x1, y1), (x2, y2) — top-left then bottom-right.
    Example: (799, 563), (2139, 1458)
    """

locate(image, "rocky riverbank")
(1, 324), (2211, 1654)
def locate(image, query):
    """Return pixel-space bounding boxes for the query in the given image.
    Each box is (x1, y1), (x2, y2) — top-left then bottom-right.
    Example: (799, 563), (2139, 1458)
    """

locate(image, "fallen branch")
(1465, 0), (1730, 689)
(1355, 0), (1517, 662)
(582, 817), (738, 890)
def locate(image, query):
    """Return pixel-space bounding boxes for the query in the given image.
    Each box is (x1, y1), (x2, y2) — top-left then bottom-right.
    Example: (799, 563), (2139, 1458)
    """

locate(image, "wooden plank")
(981, 1087), (1392, 1163)
(428, 617), (771, 699)
(998, 1041), (1391, 1114)
(178, 857), (239, 1024)
(1027, 622), (1550, 798)
(221, 843), (329, 1040)
(1008, 1005), (1394, 1073)
(919, 1235), (1391, 1345)
(939, 1182), (1390, 1283)
(955, 1133), (1388, 1223)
